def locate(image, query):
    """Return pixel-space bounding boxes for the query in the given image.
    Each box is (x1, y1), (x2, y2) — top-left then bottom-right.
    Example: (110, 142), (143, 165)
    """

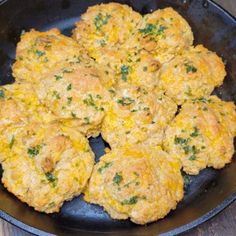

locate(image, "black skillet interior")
(0, 0), (236, 235)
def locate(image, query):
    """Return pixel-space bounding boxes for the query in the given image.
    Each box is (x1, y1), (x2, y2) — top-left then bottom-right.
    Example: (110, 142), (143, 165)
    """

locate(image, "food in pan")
(102, 86), (177, 148)
(163, 96), (236, 175)
(129, 7), (194, 64)
(116, 48), (161, 90)
(36, 63), (112, 137)
(13, 28), (91, 84)
(1, 122), (94, 213)
(158, 45), (226, 104)
(0, 82), (54, 131)
(72, 2), (142, 52)
(85, 146), (183, 224)
(0, 2), (235, 225)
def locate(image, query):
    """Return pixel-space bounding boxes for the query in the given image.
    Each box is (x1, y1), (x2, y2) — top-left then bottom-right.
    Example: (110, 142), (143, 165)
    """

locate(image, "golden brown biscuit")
(163, 96), (236, 175)
(1, 122), (94, 213)
(37, 63), (111, 137)
(85, 145), (183, 224)
(130, 7), (193, 64)
(116, 48), (160, 90)
(158, 45), (226, 104)
(102, 86), (177, 148)
(13, 28), (91, 84)
(0, 82), (54, 130)
(72, 3), (142, 51)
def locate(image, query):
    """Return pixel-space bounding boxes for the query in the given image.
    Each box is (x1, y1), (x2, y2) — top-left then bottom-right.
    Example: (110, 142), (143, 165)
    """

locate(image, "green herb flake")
(98, 162), (112, 174)
(35, 50), (45, 58)
(97, 39), (106, 47)
(183, 175), (191, 185)
(0, 89), (5, 98)
(189, 154), (196, 161)
(71, 112), (77, 118)
(52, 90), (61, 99)
(139, 24), (167, 36)
(67, 97), (73, 105)
(117, 97), (135, 106)
(108, 89), (116, 94)
(45, 172), (58, 187)
(94, 13), (111, 31)
(48, 202), (56, 208)
(190, 127), (199, 137)
(55, 75), (63, 81)
(120, 65), (129, 82)
(9, 135), (15, 149)
(113, 173), (123, 185)
(67, 84), (72, 91)
(193, 97), (211, 104)
(185, 63), (197, 73)
(62, 68), (74, 73)
(175, 136), (198, 160)
(143, 66), (148, 72)
(121, 196), (138, 205)
(27, 145), (42, 157)
(185, 86), (192, 97)
(83, 117), (90, 124)
(83, 94), (96, 107)
(174, 136), (189, 145)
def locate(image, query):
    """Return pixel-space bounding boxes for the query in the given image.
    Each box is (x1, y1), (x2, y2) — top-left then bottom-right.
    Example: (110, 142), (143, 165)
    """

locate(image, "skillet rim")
(0, 0), (236, 235)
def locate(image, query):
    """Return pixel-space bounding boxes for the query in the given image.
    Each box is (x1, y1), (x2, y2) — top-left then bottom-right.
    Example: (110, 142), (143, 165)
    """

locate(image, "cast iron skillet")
(0, 0), (236, 235)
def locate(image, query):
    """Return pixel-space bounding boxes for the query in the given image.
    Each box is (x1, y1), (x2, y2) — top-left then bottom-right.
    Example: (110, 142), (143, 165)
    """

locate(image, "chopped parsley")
(67, 97), (72, 105)
(113, 173), (123, 185)
(9, 135), (15, 149)
(143, 66), (148, 72)
(174, 136), (199, 161)
(0, 89), (4, 98)
(185, 63), (197, 73)
(52, 90), (61, 99)
(120, 65), (130, 82)
(55, 75), (63, 81)
(83, 94), (96, 107)
(189, 154), (197, 161)
(83, 117), (90, 124)
(121, 196), (138, 205)
(193, 97), (211, 103)
(67, 84), (72, 91)
(62, 68), (74, 73)
(139, 24), (167, 36)
(183, 175), (192, 186)
(174, 137), (189, 146)
(97, 39), (106, 47)
(27, 145), (42, 157)
(35, 50), (45, 58)
(98, 162), (112, 174)
(108, 89), (116, 94)
(94, 13), (111, 31)
(190, 127), (199, 137)
(117, 97), (135, 106)
(185, 86), (192, 97)
(45, 172), (58, 187)
(71, 112), (77, 118)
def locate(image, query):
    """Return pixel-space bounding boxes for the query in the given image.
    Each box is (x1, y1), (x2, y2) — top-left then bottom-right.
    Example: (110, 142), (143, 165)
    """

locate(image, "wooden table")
(1, 0), (236, 235)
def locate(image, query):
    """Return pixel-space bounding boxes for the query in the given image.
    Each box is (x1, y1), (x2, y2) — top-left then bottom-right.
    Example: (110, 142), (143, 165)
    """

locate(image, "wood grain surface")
(0, 0), (236, 235)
